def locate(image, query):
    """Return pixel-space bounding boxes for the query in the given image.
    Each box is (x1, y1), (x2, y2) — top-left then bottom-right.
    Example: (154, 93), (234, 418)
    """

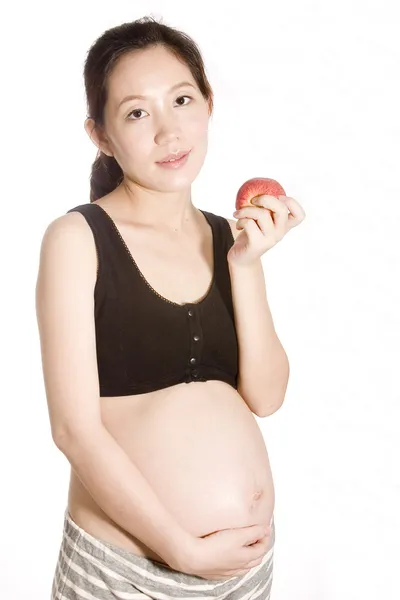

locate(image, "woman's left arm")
(226, 193), (306, 418)
(227, 254), (290, 418)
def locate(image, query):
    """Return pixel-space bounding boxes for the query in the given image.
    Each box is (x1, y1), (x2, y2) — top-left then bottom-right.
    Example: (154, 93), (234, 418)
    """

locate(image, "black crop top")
(66, 202), (239, 396)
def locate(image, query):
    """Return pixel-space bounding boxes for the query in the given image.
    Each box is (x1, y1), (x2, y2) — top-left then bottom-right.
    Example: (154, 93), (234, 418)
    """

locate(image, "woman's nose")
(154, 114), (182, 143)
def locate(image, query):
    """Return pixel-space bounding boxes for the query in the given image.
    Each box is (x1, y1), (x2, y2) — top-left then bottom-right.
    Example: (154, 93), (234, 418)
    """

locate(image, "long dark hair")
(84, 16), (214, 202)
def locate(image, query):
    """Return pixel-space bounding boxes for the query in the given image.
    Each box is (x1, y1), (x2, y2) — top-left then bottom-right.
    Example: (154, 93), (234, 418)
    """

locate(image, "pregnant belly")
(104, 380), (274, 531)
(69, 380), (275, 558)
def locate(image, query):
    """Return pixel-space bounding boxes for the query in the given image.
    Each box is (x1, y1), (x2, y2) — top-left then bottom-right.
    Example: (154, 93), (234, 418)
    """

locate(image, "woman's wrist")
(159, 529), (200, 572)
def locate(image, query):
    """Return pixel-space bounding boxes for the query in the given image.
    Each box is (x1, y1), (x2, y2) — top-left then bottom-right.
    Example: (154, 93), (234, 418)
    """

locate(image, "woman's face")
(98, 45), (211, 193)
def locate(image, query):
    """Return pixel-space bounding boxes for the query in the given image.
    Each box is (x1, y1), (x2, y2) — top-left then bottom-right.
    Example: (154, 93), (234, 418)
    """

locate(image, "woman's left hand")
(227, 195), (306, 267)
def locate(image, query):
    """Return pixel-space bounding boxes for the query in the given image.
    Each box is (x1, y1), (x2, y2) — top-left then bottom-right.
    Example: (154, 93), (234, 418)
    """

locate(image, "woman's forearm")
(55, 424), (194, 569)
(229, 259), (290, 416)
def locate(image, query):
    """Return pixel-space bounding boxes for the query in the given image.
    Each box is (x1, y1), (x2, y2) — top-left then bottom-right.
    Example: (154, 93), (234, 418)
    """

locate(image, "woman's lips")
(156, 149), (191, 169)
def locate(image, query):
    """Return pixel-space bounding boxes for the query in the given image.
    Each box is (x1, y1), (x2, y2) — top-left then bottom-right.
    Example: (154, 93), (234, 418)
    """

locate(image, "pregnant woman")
(35, 16), (305, 600)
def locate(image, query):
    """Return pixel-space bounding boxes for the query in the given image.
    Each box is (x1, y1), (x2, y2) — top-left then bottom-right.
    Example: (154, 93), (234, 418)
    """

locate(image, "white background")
(1, 0), (399, 598)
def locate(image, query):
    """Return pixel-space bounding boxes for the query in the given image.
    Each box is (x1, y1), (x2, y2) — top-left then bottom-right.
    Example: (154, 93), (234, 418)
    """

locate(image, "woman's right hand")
(176, 524), (272, 581)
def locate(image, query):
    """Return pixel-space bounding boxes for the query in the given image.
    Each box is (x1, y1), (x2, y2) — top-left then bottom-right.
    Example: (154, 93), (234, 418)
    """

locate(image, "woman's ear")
(84, 118), (114, 157)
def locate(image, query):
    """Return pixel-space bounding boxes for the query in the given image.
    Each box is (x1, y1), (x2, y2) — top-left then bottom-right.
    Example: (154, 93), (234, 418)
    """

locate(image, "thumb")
(242, 524), (269, 546)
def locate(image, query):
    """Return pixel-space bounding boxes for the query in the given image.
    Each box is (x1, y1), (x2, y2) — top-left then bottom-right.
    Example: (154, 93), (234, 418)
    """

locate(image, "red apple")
(235, 177), (286, 211)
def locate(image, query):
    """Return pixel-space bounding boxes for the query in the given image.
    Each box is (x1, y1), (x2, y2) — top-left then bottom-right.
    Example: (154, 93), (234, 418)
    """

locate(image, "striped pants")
(51, 509), (275, 600)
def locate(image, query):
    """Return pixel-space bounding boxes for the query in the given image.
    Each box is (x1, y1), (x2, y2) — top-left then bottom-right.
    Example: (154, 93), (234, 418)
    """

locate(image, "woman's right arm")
(35, 212), (194, 571)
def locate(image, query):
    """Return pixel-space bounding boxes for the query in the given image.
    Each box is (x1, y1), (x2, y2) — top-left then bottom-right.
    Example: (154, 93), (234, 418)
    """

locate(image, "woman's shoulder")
(202, 209), (239, 241)
(225, 218), (239, 240)
(38, 206), (98, 274)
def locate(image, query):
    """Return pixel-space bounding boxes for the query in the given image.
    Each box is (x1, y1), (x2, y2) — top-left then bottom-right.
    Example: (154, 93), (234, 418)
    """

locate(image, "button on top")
(193, 334), (200, 342)
(188, 309), (194, 317)
(189, 357), (197, 365)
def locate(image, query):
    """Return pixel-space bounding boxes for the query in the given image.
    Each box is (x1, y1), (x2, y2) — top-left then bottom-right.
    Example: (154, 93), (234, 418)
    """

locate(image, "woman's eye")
(127, 108), (146, 120)
(175, 95), (192, 106)
(127, 95), (193, 121)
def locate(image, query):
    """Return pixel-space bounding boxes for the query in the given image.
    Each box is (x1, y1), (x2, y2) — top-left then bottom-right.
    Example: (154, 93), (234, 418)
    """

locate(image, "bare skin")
(66, 193), (275, 566)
